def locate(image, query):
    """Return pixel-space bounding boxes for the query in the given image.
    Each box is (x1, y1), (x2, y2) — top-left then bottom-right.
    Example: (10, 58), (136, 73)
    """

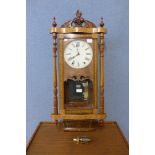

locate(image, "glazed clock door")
(61, 37), (98, 115)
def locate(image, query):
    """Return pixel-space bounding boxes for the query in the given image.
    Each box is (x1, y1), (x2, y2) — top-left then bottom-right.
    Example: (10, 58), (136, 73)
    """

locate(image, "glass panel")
(64, 76), (93, 108)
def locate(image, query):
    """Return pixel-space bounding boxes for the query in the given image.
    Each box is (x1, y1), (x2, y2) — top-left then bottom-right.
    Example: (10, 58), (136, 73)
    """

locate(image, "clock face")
(64, 40), (93, 69)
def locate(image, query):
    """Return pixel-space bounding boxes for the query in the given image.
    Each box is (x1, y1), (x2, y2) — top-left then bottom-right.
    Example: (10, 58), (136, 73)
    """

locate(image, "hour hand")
(75, 52), (80, 57)
(76, 48), (80, 56)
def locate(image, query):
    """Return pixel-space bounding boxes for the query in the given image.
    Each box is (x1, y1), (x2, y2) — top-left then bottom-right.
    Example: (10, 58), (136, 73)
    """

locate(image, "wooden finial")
(99, 17), (104, 27)
(52, 17), (57, 27)
(72, 9), (84, 26)
(76, 9), (82, 19)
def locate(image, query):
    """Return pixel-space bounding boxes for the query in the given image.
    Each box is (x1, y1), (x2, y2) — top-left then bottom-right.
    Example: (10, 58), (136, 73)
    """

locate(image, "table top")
(27, 121), (128, 155)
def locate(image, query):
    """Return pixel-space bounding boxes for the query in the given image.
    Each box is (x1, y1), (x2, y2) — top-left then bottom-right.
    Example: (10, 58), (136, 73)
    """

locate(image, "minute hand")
(68, 53), (80, 61)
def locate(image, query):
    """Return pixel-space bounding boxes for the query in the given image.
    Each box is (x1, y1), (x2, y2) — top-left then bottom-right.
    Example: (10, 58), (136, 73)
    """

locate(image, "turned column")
(99, 17), (105, 114)
(52, 17), (58, 116)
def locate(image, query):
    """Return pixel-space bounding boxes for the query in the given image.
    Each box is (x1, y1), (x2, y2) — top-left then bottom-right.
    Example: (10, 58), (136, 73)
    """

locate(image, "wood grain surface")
(27, 122), (128, 155)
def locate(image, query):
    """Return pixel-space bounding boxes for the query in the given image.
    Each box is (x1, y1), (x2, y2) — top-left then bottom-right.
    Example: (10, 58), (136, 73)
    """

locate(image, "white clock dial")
(64, 40), (93, 69)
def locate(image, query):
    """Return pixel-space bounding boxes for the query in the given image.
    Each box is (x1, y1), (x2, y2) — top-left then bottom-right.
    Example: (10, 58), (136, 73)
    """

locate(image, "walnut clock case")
(49, 10), (107, 131)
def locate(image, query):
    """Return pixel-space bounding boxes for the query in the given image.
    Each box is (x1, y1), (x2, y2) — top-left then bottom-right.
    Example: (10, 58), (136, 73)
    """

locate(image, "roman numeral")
(76, 42), (80, 47)
(86, 53), (91, 55)
(68, 57), (74, 61)
(85, 57), (90, 61)
(65, 53), (71, 55)
(72, 60), (75, 65)
(72, 44), (75, 48)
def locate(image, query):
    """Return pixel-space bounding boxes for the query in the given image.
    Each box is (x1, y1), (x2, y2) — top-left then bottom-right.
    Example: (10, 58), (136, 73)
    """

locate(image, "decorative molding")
(61, 10), (96, 28)
(51, 113), (106, 120)
(49, 27), (107, 34)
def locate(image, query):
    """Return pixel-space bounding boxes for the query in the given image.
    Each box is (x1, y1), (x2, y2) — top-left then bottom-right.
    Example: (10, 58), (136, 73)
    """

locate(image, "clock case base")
(58, 120), (104, 132)
(51, 113), (106, 131)
(51, 113), (106, 120)
(62, 120), (98, 132)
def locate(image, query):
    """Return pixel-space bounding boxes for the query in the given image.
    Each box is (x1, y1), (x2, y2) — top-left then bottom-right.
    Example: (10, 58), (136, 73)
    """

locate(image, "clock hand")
(68, 49), (80, 61)
(68, 53), (79, 61)
(76, 47), (80, 56)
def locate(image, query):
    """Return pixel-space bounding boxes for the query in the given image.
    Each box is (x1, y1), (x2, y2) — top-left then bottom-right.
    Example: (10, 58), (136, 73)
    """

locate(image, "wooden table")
(27, 121), (128, 155)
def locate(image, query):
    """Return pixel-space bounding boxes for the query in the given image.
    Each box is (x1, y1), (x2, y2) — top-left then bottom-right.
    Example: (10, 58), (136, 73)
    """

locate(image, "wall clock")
(49, 10), (107, 131)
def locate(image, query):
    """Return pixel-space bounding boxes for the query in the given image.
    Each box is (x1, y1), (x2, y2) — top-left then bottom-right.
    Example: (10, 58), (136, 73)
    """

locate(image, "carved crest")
(61, 10), (96, 28)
